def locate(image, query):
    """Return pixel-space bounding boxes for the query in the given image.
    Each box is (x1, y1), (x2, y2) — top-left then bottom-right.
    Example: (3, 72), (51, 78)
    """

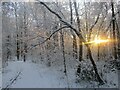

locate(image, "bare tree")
(14, 2), (20, 61)
(23, 2), (28, 62)
(111, 1), (117, 60)
(73, 1), (83, 62)
(117, 2), (120, 59)
(37, 1), (104, 84)
(69, 0), (78, 59)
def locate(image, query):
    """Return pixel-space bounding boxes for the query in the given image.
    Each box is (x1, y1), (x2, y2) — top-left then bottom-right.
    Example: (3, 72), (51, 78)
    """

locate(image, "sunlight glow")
(83, 38), (109, 45)
(94, 39), (109, 44)
(71, 35), (73, 39)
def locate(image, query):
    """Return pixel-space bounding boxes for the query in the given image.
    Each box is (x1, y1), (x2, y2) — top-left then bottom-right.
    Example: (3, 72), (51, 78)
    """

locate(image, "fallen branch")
(3, 71), (21, 90)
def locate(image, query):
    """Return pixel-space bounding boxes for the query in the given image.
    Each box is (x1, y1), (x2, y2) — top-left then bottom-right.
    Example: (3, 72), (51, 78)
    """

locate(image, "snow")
(2, 61), (69, 88)
(2, 60), (119, 88)
(0, 66), (2, 89)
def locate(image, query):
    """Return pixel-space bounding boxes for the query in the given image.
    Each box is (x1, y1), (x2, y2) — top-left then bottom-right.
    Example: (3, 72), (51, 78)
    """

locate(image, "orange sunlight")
(93, 39), (109, 44)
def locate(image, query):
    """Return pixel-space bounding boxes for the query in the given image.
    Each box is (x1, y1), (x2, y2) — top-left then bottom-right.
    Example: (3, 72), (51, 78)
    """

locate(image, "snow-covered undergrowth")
(76, 60), (118, 88)
(2, 58), (119, 88)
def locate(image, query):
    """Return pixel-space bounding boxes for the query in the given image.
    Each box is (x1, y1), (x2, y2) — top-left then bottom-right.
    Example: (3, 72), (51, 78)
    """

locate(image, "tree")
(2, 2), (11, 67)
(111, 1), (117, 60)
(73, 1), (83, 62)
(23, 2), (28, 62)
(38, 1), (104, 84)
(60, 26), (67, 74)
(14, 2), (20, 61)
(117, 2), (120, 59)
(69, 0), (78, 59)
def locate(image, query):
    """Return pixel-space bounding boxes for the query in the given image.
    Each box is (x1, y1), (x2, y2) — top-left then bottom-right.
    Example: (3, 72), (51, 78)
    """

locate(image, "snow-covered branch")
(28, 26), (69, 50)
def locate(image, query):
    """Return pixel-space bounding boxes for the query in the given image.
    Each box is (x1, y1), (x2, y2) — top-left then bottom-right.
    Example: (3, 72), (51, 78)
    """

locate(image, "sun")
(94, 39), (109, 44)
(92, 35), (109, 44)
(83, 36), (110, 45)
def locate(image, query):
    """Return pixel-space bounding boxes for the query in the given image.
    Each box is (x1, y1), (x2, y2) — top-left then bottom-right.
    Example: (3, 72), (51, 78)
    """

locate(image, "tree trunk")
(111, 1), (117, 60)
(39, 1), (104, 84)
(73, 35), (78, 59)
(74, 1), (83, 61)
(23, 2), (28, 62)
(117, 3), (120, 59)
(14, 2), (20, 60)
(60, 29), (67, 74)
(69, 0), (78, 59)
(98, 43), (100, 61)
(84, 2), (89, 59)
(87, 46), (104, 84)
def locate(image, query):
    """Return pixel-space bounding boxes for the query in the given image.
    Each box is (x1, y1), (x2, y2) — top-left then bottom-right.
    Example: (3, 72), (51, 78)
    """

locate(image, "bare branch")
(37, 1), (86, 43)
(104, 11), (119, 33)
(34, 1), (104, 84)
(88, 12), (101, 41)
(28, 26), (68, 50)
(38, 1), (62, 19)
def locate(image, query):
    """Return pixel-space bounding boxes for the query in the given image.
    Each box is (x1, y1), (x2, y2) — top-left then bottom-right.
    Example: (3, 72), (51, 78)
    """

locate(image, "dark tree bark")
(98, 43), (100, 61)
(14, 2), (20, 60)
(60, 29), (67, 74)
(111, 1), (117, 60)
(69, 0), (78, 59)
(117, 3), (120, 59)
(6, 35), (11, 60)
(23, 2), (28, 62)
(73, 36), (78, 59)
(87, 46), (104, 84)
(20, 32), (23, 59)
(74, 1), (83, 62)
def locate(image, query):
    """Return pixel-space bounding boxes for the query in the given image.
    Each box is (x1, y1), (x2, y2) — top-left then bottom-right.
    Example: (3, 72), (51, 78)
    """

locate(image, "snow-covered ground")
(2, 61), (70, 88)
(2, 60), (119, 88)
(0, 57), (2, 89)
(0, 66), (2, 89)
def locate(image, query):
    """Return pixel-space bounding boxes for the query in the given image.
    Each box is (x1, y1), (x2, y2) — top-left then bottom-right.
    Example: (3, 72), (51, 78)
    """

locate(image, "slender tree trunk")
(14, 2), (20, 60)
(69, 0), (78, 59)
(6, 35), (11, 61)
(74, 1), (83, 61)
(73, 36), (78, 59)
(98, 43), (100, 61)
(73, 1), (83, 76)
(87, 45), (104, 84)
(60, 29), (67, 74)
(20, 32), (23, 59)
(117, 4), (120, 59)
(84, 2), (89, 59)
(23, 2), (28, 62)
(111, 1), (117, 60)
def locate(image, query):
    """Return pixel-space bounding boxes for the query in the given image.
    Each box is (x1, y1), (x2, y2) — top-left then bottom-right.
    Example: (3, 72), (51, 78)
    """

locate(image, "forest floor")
(2, 59), (119, 88)
(2, 61), (73, 88)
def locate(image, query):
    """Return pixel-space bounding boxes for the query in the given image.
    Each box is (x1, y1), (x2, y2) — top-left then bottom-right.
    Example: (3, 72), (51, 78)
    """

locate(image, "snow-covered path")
(2, 61), (119, 88)
(3, 61), (68, 88)
(11, 61), (45, 88)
